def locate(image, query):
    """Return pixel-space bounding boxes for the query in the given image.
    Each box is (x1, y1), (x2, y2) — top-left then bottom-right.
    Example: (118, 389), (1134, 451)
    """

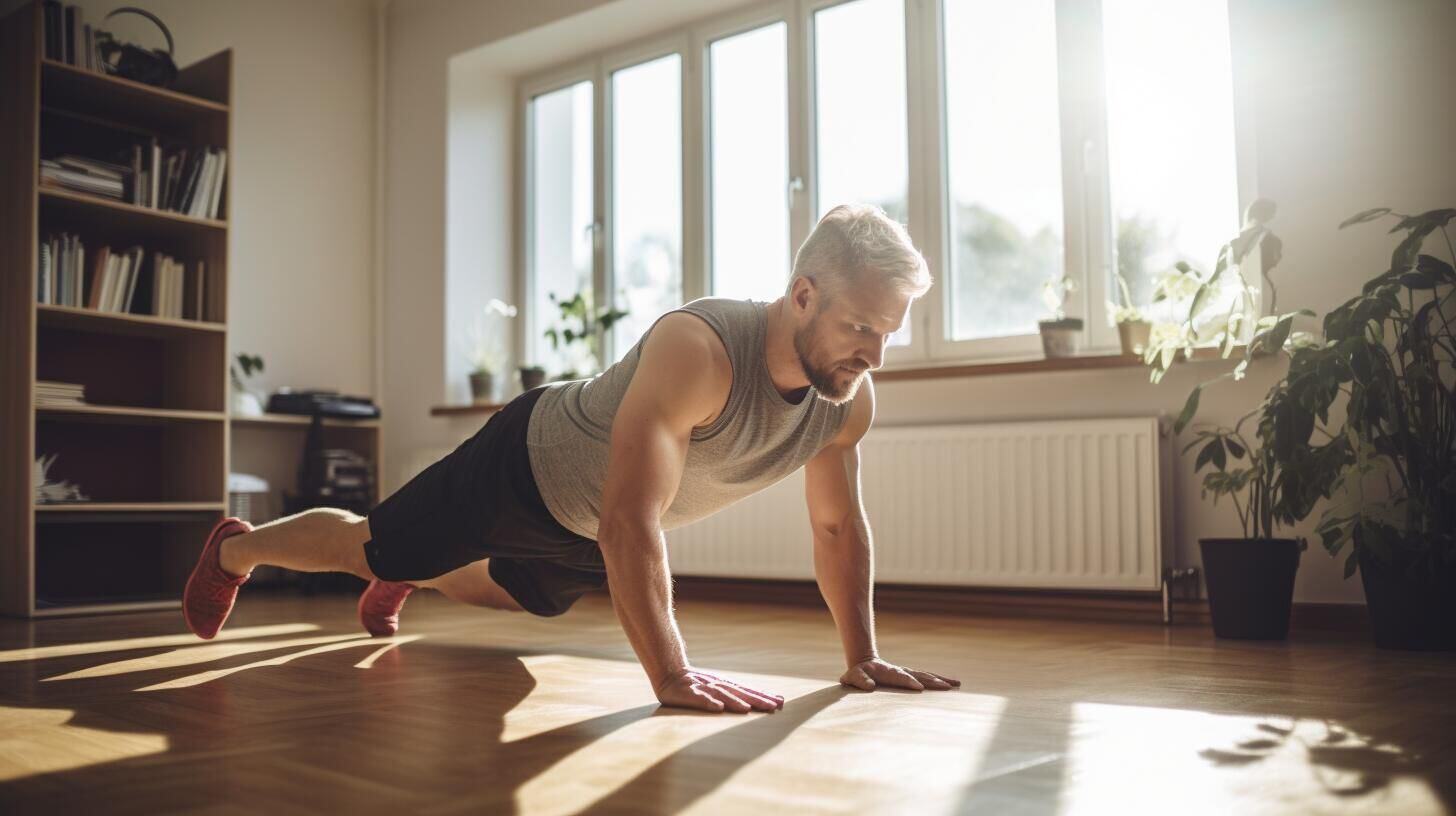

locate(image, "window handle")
(787, 176), (804, 210)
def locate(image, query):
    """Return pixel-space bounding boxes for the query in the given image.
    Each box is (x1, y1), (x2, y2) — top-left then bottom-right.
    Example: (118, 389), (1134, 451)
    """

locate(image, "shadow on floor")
(0, 629), (847, 814)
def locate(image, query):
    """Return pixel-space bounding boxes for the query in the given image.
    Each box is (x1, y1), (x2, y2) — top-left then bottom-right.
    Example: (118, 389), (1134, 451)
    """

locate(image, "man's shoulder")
(634, 311), (733, 423)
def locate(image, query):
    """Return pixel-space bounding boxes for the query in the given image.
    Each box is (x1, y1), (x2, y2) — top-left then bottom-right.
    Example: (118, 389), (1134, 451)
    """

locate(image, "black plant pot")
(1199, 538), (1300, 640)
(1358, 548), (1456, 651)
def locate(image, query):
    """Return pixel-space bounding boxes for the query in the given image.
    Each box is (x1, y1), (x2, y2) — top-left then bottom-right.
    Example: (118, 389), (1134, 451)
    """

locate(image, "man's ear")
(790, 275), (817, 316)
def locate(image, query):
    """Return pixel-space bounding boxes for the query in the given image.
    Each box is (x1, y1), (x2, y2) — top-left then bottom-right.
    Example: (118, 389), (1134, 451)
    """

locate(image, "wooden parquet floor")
(0, 590), (1452, 815)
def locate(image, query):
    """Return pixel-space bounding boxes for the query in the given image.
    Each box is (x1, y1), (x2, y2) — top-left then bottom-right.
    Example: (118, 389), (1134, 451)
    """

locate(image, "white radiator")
(666, 417), (1173, 591)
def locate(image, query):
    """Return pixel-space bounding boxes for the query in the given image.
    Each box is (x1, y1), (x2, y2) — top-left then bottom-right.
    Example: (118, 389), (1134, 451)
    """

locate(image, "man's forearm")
(598, 517), (689, 689)
(813, 515), (877, 665)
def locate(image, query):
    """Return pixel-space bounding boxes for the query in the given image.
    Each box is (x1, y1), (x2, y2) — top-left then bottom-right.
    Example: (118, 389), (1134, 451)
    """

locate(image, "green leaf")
(1174, 386), (1202, 434)
(1188, 284), (1212, 322)
(1267, 315), (1294, 353)
(1226, 438), (1246, 459)
(1338, 208), (1392, 229)
(1195, 439), (1224, 472)
(1417, 254), (1456, 283)
(1344, 550), (1359, 579)
(1399, 271), (1438, 289)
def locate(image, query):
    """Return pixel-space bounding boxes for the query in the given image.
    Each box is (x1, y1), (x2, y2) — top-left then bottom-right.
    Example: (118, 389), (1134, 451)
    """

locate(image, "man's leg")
(415, 559), (524, 611)
(220, 507), (375, 579)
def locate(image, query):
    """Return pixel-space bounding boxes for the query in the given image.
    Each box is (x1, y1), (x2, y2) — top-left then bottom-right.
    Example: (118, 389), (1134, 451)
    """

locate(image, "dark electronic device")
(267, 388), (381, 419)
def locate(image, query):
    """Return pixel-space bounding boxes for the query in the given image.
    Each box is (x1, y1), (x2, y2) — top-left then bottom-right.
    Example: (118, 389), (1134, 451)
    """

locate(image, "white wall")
(7, 0), (383, 398)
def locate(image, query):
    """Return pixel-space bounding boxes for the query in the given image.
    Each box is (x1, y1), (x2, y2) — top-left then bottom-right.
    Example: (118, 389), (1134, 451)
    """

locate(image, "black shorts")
(363, 386), (607, 617)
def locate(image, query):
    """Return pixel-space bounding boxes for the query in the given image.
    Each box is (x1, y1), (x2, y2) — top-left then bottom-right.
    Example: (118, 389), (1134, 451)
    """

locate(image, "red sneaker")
(358, 580), (416, 637)
(183, 517), (253, 639)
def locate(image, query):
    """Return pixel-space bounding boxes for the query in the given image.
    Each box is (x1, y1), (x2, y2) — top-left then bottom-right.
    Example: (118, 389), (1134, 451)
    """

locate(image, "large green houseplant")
(1270, 206), (1455, 650)
(1143, 200), (1325, 640)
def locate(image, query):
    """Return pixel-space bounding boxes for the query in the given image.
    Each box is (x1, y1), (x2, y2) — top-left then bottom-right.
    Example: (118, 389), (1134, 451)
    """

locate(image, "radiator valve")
(1161, 567), (1201, 624)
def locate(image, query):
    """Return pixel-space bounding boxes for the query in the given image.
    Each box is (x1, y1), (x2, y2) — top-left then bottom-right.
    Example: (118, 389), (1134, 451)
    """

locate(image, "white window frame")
(693, 1), (798, 305)
(514, 0), (1259, 372)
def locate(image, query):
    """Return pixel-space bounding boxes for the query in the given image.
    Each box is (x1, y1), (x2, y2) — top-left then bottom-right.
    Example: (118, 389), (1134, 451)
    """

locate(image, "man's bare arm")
(804, 377), (960, 693)
(597, 313), (783, 714)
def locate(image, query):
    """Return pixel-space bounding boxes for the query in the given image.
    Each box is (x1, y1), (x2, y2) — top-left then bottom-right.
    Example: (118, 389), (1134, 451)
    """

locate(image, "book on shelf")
(40, 157), (125, 199)
(38, 144), (228, 218)
(42, 2), (103, 74)
(35, 380), (86, 407)
(36, 233), (207, 320)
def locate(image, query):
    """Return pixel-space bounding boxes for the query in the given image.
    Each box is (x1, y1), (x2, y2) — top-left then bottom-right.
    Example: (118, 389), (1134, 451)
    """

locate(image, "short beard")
(793, 318), (864, 405)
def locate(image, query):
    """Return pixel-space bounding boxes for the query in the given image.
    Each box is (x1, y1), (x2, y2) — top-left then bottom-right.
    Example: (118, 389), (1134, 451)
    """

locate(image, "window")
(943, 0), (1065, 342)
(517, 0), (1248, 373)
(709, 22), (790, 301)
(813, 0), (912, 346)
(1102, 0), (1241, 327)
(527, 81), (593, 376)
(610, 54), (683, 358)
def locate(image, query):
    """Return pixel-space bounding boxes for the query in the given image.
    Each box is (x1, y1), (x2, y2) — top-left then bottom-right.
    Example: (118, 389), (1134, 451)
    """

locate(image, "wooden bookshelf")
(0, 1), (232, 617)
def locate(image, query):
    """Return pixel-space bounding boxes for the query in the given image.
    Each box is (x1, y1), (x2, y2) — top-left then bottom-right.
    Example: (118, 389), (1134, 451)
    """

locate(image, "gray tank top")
(526, 297), (853, 541)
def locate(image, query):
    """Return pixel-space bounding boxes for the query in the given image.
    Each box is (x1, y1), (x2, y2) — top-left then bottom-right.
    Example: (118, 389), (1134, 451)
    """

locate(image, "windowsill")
(874, 346), (1243, 383)
(427, 348), (1244, 415)
(430, 401), (509, 417)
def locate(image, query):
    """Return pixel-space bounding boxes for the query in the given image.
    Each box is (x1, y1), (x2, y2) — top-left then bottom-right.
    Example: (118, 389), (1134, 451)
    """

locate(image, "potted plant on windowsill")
(545, 289), (629, 381)
(1272, 206), (1456, 650)
(1038, 274), (1082, 358)
(464, 299), (517, 404)
(1109, 270), (1151, 357)
(1144, 199), (1327, 640)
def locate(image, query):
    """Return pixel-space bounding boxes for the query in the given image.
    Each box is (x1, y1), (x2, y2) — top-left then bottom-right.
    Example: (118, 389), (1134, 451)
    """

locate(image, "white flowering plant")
(465, 299), (518, 375)
(1107, 270), (1147, 325)
(1040, 274), (1079, 322)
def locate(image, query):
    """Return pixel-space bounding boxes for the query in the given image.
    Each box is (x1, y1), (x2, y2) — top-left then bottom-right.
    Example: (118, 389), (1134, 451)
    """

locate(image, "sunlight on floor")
(0, 706), (167, 782)
(43, 633), (370, 682)
(0, 623), (320, 663)
(479, 654), (1009, 816)
(135, 634), (422, 691)
(1067, 702), (1442, 816)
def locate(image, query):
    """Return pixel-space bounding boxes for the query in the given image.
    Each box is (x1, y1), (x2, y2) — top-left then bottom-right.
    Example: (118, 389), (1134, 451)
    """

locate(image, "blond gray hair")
(787, 204), (932, 303)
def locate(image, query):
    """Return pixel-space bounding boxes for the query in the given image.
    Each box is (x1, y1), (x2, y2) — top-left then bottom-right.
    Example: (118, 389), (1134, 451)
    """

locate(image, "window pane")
(814, 0), (910, 345)
(530, 81), (594, 378)
(611, 54), (683, 361)
(710, 23), (789, 302)
(1104, 0), (1240, 326)
(944, 0), (1065, 341)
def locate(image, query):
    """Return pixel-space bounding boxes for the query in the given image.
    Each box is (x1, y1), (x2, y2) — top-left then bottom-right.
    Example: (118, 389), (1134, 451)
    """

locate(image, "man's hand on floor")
(839, 657), (960, 693)
(654, 667), (786, 713)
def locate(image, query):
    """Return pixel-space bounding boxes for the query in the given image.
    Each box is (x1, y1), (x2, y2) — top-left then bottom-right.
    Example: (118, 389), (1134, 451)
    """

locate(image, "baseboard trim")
(670, 576), (1370, 637)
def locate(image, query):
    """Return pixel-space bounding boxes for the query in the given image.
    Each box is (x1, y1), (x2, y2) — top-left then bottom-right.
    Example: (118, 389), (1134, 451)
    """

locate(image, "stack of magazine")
(38, 143), (228, 218)
(35, 380), (85, 407)
(40, 156), (126, 200)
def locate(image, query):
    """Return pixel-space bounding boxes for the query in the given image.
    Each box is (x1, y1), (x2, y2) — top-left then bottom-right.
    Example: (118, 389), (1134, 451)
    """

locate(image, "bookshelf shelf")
(2, 1), (233, 618)
(35, 501), (229, 514)
(231, 412), (381, 430)
(33, 599), (181, 617)
(36, 403), (226, 424)
(42, 58), (229, 114)
(40, 186), (227, 233)
(38, 303), (225, 337)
